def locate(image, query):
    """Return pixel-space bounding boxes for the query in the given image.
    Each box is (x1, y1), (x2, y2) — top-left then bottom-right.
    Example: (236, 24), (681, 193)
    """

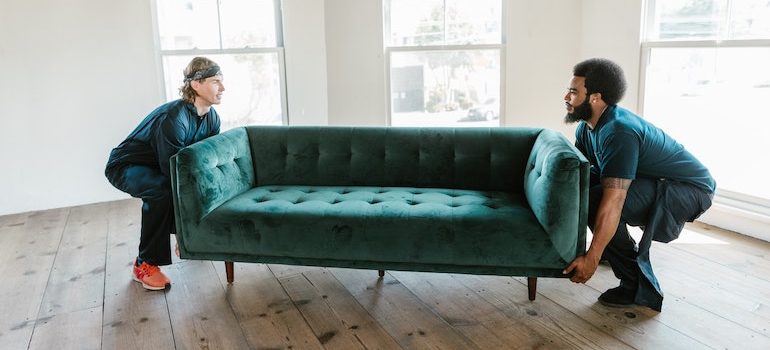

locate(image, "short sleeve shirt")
(575, 105), (715, 193)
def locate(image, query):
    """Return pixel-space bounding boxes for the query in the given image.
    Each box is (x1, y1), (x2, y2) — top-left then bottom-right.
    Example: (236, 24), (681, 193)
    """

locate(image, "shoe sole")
(132, 274), (169, 291)
(598, 299), (634, 308)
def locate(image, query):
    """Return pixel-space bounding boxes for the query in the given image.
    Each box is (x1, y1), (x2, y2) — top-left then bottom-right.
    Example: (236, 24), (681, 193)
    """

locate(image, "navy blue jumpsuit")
(105, 99), (220, 266)
(575, 105), (715, 311)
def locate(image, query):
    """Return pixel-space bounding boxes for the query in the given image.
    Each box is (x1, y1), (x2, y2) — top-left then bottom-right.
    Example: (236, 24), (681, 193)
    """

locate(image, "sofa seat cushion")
(192, 185), (567, 269)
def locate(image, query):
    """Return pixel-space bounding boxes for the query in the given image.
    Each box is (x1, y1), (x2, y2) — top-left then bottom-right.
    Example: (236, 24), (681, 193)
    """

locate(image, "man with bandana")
(561, 58), (715, 311)
(105, 57), (224, 290)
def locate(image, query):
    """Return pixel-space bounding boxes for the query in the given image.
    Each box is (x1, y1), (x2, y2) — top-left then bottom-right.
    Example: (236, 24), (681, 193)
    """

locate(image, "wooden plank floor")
(1, 199), (769, 350)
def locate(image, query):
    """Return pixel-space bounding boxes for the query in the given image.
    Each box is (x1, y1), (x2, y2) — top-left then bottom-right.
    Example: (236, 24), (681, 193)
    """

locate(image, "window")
(155, 0), (286, 130)
(384, 0), (504, 127)
(641, 0), (770, 202)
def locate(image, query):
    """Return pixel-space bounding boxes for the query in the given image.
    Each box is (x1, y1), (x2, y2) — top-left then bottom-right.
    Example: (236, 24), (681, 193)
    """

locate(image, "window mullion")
(643, 39), (770, 49)
(723, 0), (732, 40)
(216, 0), (224, 49)
(388, 44), (504, 52)
(160, 47), (281, 56)
(443, 0), (447, 45)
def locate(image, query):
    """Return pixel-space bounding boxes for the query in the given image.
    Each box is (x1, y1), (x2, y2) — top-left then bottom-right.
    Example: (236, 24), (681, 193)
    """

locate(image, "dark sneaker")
(598, 286), (636, 308)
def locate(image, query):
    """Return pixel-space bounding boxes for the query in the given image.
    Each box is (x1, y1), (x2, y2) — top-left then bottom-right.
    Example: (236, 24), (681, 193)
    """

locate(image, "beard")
(564, 98), (592, 124)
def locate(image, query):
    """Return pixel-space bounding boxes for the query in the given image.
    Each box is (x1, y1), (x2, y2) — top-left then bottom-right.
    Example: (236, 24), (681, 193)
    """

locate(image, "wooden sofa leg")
(527, 277), (537, 301)
(378, 270), (385, 278)
(225, 261), (234, 284)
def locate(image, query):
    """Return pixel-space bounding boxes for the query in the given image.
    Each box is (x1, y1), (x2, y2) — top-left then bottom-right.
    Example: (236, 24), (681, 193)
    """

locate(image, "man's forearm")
(586, 178), (630, 261)
(586, 201), (623, 262)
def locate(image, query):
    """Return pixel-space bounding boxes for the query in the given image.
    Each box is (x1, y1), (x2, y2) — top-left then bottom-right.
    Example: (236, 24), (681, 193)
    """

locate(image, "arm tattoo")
(601, 177), (631, 190)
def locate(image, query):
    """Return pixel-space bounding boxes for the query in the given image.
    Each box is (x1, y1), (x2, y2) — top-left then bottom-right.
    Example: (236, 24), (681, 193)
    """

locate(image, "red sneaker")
(132, 259), (171, 290)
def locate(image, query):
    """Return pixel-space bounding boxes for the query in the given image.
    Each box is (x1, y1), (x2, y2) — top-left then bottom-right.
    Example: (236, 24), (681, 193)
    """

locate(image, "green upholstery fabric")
(524, 129), (590, 260)
(171, 126), (588, 278)
(172, 127), (254, 252)
(246, 127), (538, 191)
(193, 186), (564, 268)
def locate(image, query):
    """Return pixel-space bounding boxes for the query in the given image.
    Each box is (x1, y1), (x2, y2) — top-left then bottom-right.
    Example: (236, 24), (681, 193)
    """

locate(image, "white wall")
(580, 0), (644, 113)
(324, 0), (388, 126)
(503, 0), (583, 138)
(283, 0), (329, 125)
(0, 0), (163, 215)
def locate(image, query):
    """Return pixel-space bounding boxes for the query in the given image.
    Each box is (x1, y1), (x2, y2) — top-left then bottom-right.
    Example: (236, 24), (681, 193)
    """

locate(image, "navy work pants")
(106, 164), (174, 266)
(588, 177), (713, 311)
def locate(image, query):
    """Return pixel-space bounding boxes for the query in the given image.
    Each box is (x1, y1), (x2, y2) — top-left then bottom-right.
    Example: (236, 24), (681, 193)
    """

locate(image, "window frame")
(383, 0), (507, 127)
(151, 0), (289, 126)
(639, 0), (770, 221)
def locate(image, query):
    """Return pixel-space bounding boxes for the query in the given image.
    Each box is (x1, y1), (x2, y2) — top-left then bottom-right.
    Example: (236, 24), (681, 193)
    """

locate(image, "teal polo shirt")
(575, 105), (716, 193)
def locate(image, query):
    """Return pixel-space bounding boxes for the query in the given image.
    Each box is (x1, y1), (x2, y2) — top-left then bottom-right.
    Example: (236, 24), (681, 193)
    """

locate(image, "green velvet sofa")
(170, 126), (589, 300)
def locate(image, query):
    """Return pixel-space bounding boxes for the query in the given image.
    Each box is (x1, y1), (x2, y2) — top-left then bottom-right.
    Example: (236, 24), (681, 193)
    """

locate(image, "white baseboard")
(697, 194), (770, 243)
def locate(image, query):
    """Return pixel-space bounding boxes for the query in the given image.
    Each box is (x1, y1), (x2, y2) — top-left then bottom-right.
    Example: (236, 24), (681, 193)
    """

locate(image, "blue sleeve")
(155, 115), (188, 177)
(598, 130), (639, 180)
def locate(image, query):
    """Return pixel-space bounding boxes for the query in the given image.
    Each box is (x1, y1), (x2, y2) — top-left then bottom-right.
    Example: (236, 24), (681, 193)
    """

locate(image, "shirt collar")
(592, 104), (616, 132)
(182, 100), (210, 118)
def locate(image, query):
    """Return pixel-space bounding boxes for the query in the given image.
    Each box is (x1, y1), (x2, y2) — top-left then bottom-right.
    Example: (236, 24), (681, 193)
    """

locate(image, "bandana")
(184, 65), (222, 82)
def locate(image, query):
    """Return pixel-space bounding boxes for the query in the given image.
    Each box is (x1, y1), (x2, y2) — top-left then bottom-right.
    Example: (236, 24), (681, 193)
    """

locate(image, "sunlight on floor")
(587, 225), (730, 246)
(628, 225), (729, 245)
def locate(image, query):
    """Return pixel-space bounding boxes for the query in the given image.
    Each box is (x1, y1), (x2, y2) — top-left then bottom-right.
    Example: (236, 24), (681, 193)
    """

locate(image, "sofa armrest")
(523, 129), (589, 262)
(171, 127), (255, 246)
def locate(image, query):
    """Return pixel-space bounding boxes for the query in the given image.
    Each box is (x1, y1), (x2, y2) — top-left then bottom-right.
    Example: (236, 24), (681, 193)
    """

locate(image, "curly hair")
(179, 57), (220, 103)
(572, 58), (626, 106)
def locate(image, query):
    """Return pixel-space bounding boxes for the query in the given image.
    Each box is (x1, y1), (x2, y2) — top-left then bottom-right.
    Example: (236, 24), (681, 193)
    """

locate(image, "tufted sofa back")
(246, 126), (541, 192)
